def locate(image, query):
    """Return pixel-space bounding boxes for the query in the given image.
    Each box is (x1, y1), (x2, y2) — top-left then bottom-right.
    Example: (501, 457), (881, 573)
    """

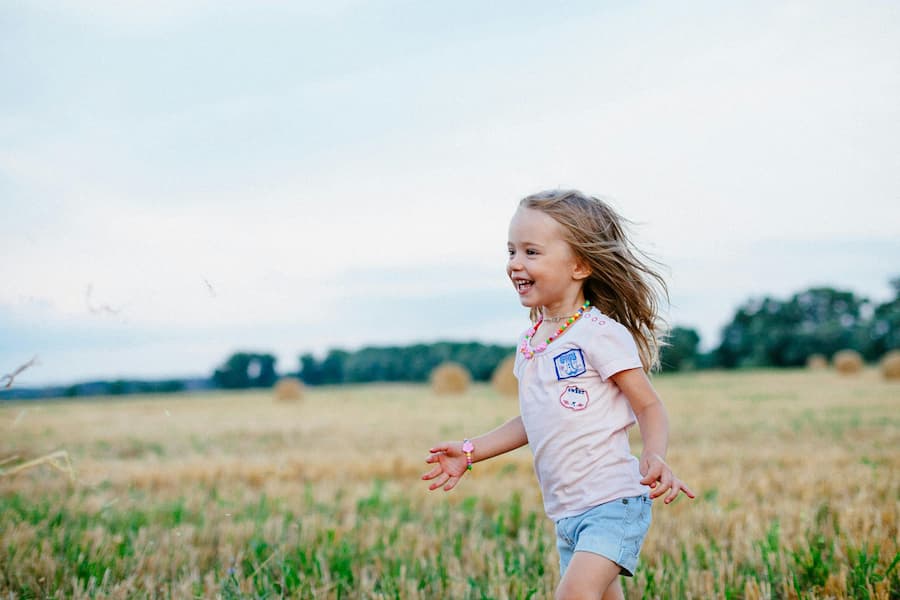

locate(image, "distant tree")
(660, 326), (701, 372)
(108, 380), (127, 395)
(157, 379), (186, 393)
(213, 352), (278, 389)
(863, 277), (900, 359)
(298, 342), (514, 386)
(320, 350), (349, 385)
(299, 353), (323, 385)
(716, 287), (869, 368)
(255, 355), (278, 387)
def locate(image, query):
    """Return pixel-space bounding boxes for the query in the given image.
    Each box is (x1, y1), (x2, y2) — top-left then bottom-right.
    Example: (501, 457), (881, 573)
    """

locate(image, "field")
(1, 369), (898, 599)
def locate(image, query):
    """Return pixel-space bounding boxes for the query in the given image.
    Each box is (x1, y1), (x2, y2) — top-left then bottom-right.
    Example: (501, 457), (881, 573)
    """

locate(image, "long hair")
(520, 189), (668, 372)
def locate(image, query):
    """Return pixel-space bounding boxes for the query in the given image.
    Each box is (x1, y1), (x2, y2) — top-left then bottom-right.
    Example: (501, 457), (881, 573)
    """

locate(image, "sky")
(2, 0), (898, 386)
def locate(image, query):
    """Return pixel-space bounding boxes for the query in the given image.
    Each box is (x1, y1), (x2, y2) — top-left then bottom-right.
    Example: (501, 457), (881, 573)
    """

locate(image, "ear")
(572, 257), (591, 281)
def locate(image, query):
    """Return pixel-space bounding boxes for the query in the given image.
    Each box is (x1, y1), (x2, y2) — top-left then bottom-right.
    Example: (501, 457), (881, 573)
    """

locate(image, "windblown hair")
(520, 189), (668, 372)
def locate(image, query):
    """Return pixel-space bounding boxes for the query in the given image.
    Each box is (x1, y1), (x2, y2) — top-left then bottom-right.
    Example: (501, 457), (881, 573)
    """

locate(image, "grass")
(1, 370), (898, 599)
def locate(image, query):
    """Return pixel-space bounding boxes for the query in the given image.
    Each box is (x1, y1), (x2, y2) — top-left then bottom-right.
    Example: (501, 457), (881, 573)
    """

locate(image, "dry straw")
(880, 350), (900, 381)
(430, 362), (471, 394)
(805, 354), (827, 370)
(273, 377), (305, 401)
(491, 355), (518, 396)
(832, 349), (864, 375)
(0, 450), (76, 481)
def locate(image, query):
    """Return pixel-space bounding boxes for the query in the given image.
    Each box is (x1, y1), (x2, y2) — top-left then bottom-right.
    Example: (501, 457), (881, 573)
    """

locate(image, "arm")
(422, 416), (528, 491)
(611, 368), (695, 504)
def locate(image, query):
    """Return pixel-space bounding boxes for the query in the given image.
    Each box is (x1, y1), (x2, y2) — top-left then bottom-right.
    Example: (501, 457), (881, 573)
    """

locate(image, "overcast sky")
(2, 1), (898, 386)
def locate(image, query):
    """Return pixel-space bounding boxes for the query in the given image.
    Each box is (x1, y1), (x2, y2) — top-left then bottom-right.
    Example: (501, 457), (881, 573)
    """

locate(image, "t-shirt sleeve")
(583, 319), (643, 381)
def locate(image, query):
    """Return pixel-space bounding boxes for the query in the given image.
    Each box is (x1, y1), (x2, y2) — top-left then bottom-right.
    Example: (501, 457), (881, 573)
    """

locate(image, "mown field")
(1, 369), (898, 599)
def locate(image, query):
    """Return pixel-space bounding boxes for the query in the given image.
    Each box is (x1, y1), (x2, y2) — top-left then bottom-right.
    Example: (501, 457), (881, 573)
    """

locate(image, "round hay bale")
(491, 355), (518, 396)
(832, 349), (864, 375)
(273, 377), (305, 402)
(430, 362), (471, 395)
(806, 354), (828, 370)
(880, 350), (900, 381)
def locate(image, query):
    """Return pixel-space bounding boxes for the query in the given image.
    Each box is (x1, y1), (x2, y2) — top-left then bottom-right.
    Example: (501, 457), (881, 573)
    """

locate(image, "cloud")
(2, 0), (898, 383)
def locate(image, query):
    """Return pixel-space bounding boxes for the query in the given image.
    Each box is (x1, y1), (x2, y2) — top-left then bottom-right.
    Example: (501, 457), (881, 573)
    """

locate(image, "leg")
(602, 577), (624, 600)
(555, 551), (623, 600)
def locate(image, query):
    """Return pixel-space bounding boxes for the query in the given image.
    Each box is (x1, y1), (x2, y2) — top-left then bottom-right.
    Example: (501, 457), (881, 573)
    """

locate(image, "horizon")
(5, 270), (896, 389)
(3, 1), (898, 387)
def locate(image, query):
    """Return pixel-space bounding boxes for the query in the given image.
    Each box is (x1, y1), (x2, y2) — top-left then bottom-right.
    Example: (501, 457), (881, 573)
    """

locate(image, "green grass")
(2, 483), (897, 599)
(1, 371), (898, 598)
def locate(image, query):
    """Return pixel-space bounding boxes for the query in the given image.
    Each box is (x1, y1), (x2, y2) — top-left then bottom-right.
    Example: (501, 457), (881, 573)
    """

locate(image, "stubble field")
(1, 369), (898, 599)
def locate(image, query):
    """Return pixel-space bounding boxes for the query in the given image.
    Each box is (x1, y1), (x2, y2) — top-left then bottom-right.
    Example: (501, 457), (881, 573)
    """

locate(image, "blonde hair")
(520, 189), (668, 371)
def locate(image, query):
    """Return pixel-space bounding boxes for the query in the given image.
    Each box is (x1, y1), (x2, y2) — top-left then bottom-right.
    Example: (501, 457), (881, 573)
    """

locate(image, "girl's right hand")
(422, 442), (469, 491)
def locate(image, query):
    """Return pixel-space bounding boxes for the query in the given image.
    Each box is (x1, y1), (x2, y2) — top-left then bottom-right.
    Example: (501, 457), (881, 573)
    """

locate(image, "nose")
(507, 255), (522, 274)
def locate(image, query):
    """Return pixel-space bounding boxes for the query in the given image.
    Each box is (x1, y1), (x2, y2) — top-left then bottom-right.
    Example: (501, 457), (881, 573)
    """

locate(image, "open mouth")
(514, 278), (534, 294)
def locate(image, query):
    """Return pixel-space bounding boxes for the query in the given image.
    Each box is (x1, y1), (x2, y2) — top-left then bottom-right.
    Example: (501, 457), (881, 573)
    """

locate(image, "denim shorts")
(555, 494), (652, 577)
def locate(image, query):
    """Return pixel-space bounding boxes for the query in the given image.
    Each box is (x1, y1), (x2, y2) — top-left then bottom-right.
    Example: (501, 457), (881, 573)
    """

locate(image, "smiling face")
(507, 207), (590, 315)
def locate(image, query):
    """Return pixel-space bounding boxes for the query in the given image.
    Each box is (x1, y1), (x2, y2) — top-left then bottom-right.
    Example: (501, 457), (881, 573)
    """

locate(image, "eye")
(507, 248), (515, 257)
(526, 248), (537, 256)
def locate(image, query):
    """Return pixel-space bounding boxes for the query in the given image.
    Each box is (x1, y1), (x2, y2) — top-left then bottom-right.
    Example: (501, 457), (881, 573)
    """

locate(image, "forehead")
(508, 207), (566, 243)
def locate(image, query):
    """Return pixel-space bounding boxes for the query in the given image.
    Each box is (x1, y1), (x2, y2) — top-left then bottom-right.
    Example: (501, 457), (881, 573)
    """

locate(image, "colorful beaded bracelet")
(462, 439), (474, 471)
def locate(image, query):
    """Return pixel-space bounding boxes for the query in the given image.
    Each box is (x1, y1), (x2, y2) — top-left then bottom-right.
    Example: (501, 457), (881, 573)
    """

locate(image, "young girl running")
(422, 189), (694, 600)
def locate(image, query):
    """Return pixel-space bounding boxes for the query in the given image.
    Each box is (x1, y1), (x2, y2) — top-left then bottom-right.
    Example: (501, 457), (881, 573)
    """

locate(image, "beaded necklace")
(519, 300), (591, 359)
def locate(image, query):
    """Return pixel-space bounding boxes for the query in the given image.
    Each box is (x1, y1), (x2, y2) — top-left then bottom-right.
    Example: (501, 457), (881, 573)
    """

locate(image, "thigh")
(555, 551), (621, 600)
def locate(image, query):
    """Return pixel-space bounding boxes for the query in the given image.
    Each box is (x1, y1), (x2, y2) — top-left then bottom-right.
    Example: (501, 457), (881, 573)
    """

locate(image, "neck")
(541, 297), (589, 321)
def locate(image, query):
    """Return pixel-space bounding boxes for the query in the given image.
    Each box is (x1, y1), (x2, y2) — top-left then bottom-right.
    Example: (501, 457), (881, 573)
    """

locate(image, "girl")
(422, 190), (694, 600)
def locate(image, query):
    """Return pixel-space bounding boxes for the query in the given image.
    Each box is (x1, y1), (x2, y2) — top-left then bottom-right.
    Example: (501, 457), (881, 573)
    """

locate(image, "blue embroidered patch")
(553, 349), (586, 380)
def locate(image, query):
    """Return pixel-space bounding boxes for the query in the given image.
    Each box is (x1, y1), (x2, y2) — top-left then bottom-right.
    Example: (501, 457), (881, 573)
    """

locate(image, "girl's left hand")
(640, 453), (695, 504)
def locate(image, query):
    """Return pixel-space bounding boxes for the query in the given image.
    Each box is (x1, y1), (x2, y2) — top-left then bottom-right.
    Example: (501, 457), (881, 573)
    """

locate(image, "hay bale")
(880, 350), (900, 381)
(832, 349), (864, 375)
(273, 377), (305, 401)
(430, 362), (471, 395)
(806, 354), (828, 370)
(491, 355), (518, 396)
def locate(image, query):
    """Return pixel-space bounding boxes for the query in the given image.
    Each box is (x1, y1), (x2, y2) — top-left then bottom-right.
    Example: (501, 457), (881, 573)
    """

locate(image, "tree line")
(2, 279), (896, 399)
(714, 280), (899, 368)
(297, 342), (512, 386)
(214, 279), (898, 386)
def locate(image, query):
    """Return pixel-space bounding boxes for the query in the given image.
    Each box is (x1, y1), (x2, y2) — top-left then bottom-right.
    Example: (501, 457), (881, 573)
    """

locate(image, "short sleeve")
(582, 317), (643, 381)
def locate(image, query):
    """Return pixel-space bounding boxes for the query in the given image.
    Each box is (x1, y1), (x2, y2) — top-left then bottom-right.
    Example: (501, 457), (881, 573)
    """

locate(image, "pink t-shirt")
(513, 307), (648, 521)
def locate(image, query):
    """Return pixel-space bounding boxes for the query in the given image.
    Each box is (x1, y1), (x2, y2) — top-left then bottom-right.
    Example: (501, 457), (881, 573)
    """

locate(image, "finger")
(640, 463), (662, 486)
(421, 465), (442, 481)
(428, 473), (450, 491)
(443, 476), (460, 492)
(664, 486), (679, 504)
(429, 444), (450, 454)
(664, 480), (694, 504)
(650, 472), (673, 499)
(665, 480), (688, 504)
(677, 481), (696, 500)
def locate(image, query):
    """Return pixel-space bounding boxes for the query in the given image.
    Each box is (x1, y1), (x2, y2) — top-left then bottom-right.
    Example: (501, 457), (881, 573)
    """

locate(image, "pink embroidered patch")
(559, 385), (590, 411)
